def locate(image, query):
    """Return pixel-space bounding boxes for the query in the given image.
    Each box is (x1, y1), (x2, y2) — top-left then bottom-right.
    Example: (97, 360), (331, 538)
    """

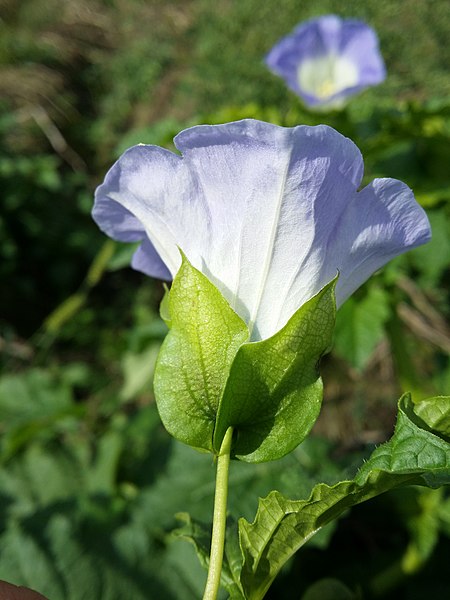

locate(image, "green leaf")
(134, 435), (340, 535)
(107, 241), (139, 271)
(356, 393), (450, 487)
(411, 395), (450, 439)
(409, 209), (450, 286)
(301, 578), (360, 600)
(415, 185), (450, 208)
(0, 443), (86, 513)
(238, 393), (450, 600)
(173, 513), (245, 599)
(401, 488), (443, 574)
(0, 370), (81, 460)
(154, 256), (336, 461)
(213, 280), (336, 462)
(159, 283), (172, 328)
(154, 254), (249, 453)
(369, 487), (444, 597)
(333, 283), (390, 370)
(0, 512), (178, 600)
(120, 343), (160, 402)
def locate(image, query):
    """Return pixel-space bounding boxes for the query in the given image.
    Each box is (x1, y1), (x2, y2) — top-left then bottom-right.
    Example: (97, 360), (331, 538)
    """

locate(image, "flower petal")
(131, 237), (171, 280)
(323, 178), (431, 306)
(93, 119), (431, 341)
(93, 144), (204, 278)
(337, 21), (386, 85)
(92, 192), (146, 243)
(174, 121), (366, 339)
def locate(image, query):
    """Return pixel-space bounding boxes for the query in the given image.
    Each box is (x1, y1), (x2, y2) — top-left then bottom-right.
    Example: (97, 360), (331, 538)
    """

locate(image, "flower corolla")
(265, 15), (386, 110)
(93, 119), (430, 341)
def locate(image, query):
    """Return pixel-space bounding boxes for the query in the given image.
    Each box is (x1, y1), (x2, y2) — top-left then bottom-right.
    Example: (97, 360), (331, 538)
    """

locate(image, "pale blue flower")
(93, 119), (430, 341)
(266, 15), (386, 110)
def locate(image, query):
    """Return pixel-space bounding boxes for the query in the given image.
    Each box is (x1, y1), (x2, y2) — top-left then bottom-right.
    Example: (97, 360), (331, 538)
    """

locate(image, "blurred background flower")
(265, 15), (386, 110)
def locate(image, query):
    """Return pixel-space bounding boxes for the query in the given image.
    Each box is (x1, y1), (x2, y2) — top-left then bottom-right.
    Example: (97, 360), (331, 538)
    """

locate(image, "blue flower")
(93, 119), (430, 341)
(266, 15), (386, 110)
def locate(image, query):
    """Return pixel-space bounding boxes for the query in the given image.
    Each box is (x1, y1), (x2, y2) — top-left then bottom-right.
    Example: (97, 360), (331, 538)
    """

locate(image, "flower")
(265, 15), (386, 110)
(93, 119), (430, 341)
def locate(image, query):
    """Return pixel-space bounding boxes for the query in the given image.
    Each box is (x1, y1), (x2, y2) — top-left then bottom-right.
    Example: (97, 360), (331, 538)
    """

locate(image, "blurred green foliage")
(1, 0), (449, 597)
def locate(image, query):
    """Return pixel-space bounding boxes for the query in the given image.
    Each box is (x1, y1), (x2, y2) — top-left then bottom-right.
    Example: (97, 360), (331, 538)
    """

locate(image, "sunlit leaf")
(333, 283), (390, 370)
(411, 395), (450, 438)
(238, 393), (450, 600)
(154, 254), (249, 452)
(120, 343), (160, 402)
(214, 280), (336, 462)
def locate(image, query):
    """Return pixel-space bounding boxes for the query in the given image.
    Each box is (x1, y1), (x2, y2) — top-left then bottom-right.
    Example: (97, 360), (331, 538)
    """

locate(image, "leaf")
(409, 208), (450, 286)
(400, 488), (443, 574)
(0, 409), (201, 600)
(411, 395), (450, 439)
(154, 256), (336, 461)
(159, 283), (172, 327)
(238, 393), (450, 600)
(333, 283), (390, 371)
(213, 280), (336, 462)
(154, 254), (249, 453)
(415, 185), (450, 209)
(134, 435), (340, 539)
(301, 578), (360, 600)
(120, 343), (160, 402)
(163, 529), (215, 599)
(0, 370), (81, 461)
(127, 436), (339, 599)
(0, 512), (178, 600)
(173, 513), (245, 599)
(0, 443), (86, 512)
(107, 241), (139, 271)
(85, 426), (125, 495)
(356, 394), (450, 487)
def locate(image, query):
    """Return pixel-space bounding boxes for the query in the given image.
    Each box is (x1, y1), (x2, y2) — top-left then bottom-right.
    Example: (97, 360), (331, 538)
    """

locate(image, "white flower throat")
(297, 53), (359, 102)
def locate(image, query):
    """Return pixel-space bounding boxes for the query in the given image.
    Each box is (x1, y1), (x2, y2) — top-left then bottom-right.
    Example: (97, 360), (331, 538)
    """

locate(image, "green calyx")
(154, 254), (336, 463)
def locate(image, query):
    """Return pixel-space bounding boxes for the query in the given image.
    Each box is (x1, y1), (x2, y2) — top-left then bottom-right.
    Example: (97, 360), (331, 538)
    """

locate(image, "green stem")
(202, 427), (233, 600)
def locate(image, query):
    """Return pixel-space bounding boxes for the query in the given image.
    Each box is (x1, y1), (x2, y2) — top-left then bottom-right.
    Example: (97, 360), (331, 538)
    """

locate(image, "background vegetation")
(1, 0), (449, 598)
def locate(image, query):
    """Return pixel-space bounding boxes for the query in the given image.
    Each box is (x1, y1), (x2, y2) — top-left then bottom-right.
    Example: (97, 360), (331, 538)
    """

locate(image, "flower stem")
(202, 427), (233, 600)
